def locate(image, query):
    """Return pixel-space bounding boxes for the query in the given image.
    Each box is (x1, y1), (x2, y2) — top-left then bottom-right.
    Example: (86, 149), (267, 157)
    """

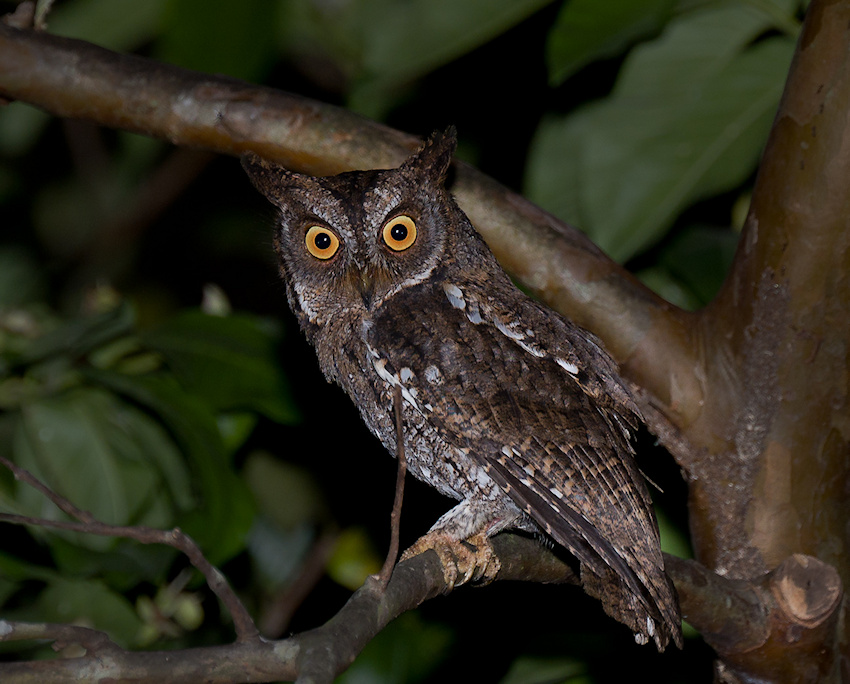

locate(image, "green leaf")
(526, 2), (796, 261)
(348, 0), (553, 117)
(15, 303), (134, 366)
(48, 0), (165, 52)
(155, 0), (278, 81)
(10, 386), (193, 550)
(142, 310), (299, 425)
(85, 369), (255, 564)
(49, 537), (178, 591)
(34, 577), (142, 648)
(217, 412), (259, 456)
(326, 527), (381, 591)
(546, 0), (676, 85)
(0, 550), (60, 584)
(659, 224), (739, 306)
(614, 1), (793, 100)
(500, 655), (590, 684)
(635, 266), (701, 311)
(0, 567), (142, 648)
(244, 451), (328, 530)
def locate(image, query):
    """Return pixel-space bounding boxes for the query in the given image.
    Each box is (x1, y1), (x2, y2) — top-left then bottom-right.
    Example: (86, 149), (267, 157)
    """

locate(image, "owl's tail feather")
(581, 559), (683, 651)
(487, 459), (683, 651)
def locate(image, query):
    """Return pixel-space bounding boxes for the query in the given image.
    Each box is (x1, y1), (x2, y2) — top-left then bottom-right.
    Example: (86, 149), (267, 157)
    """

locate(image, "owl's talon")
(400, 530), (500, 591)
(463, 531), (501, 586)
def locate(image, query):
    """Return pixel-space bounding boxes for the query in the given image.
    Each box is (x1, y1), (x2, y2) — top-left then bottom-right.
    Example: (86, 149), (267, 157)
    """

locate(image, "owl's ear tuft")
(403, 126), (457, 185)
(241, 153), (303, 207)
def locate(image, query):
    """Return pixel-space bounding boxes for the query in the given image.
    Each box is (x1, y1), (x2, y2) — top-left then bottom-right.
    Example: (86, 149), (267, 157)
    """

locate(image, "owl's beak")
(358, 271), (375, 308)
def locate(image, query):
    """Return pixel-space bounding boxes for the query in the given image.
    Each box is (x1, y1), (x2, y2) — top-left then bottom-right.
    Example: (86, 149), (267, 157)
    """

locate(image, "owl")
(242, 128), (682, 651)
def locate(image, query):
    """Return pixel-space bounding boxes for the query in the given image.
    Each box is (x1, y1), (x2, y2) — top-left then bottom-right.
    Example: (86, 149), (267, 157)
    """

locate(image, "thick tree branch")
(674, 0), (850, 590)
(0, 620), (116, 652)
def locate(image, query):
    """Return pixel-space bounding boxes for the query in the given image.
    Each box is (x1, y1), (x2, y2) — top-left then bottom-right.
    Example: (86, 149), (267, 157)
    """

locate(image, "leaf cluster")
(0, 269), (295, 650)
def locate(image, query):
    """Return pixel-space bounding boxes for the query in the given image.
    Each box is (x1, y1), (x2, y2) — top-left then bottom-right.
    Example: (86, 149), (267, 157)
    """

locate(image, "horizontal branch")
(0, 533), (576, 684)
(0, 623), (292, 684)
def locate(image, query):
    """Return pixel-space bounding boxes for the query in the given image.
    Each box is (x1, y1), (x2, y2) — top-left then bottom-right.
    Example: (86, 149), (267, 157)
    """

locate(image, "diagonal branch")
(0, 21), (696, 428)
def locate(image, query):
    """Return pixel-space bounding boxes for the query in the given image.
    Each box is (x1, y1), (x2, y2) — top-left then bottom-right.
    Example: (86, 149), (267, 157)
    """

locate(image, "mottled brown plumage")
(242, 129), (682, 650)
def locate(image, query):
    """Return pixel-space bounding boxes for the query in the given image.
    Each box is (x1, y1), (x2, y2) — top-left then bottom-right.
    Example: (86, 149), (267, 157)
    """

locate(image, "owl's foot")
(400, 530), (501, 591)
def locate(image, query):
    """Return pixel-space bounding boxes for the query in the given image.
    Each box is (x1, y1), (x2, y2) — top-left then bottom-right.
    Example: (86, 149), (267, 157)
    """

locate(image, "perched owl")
(242, 128), (682, 650)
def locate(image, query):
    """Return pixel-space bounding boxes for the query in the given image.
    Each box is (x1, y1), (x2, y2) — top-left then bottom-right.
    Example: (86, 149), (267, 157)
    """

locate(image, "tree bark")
(645, 2), (850, 678)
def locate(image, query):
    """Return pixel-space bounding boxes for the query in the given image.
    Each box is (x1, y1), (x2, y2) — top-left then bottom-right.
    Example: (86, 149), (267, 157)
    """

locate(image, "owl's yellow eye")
(382, 215), (417, 251)
(305, 226), (340, 260)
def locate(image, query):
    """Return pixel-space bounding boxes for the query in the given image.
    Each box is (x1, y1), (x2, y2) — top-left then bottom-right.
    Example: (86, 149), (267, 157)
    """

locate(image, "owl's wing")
(366, 280), (681, 649)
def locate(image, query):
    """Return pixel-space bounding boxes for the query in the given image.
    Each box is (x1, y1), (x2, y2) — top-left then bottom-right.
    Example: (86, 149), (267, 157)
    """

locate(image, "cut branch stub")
(713, 555), (842, 684)
(771, 554), (842, 629)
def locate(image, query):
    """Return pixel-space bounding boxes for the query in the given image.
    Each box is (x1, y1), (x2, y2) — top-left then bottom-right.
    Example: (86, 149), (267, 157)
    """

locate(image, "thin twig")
(0, 455), (259, 643)
(0, 454), (95, 523)
(375, 386), (408, 589)
(0, 620), (116, 652)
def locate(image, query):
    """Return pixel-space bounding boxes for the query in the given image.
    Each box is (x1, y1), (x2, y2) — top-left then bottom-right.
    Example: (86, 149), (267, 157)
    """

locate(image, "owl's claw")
(400, 530), (501, 591)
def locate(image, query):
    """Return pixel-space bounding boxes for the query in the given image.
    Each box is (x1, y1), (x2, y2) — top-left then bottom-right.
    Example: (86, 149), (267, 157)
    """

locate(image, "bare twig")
(0, 454), (259, 643)
(0, 620), (116, 652)
(0, 453), (94, 522)
(375, 386), (408, 589)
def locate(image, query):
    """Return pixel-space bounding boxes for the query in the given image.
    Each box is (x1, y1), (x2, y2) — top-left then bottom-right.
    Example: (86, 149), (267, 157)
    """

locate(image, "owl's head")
(243, 128), (469, 330)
